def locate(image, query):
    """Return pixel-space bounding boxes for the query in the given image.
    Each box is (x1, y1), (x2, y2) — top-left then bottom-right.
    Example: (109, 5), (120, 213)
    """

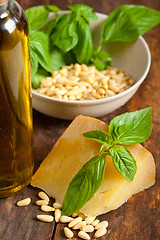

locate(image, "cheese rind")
(31, 115), (155, 217)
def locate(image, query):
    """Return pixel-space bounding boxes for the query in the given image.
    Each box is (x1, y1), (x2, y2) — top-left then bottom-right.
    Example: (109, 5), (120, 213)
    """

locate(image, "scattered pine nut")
(82, 225), (94, 233)
(17, 198), (31, 207)
(91, 219), (100, 226)
(78, 230), (90, 240)
(64, 227), (74, 239)
(37, 214), (54, 223)
(72, 221), (86, 230)
(55, 209), (61, 222)
(41, 205), (55, 212)
(94, 227), (107, 238)
(85, 216), (96, 225)
(38, 191), (50, 202)
(94, 220), (108, 230)
(35, 200), (48, 206)
(68, 216), (82, 228)
(60, 216), (73, 223)
(53, 202), (62, 209)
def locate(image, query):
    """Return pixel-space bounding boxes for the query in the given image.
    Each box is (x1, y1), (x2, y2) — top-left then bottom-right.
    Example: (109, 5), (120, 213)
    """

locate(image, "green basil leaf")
(49, 46), (67, 72)
(74, 18), (93, 64)
(89, 49), (112, 70)
(81, 11), (98, 22)
(32, 66), (50, 89)
(68, 4), (98, 22)
(30, 31), (52, 73)
(45, 5), (60, 13)
(109, 107), (152, 145)
(68, 4), (94, 12)
(62, 154), (106, 216)
(50, 14), (78, 53)
(90, 61), (111, 71)
(101, 5), (160, 43)
(99, 144), (111, 155)
(30, 45), (38, 81)
(109, 145), (137, 181)
(25, 6), (50, 31)
(40, 20), (56, 36)
(83, 130), (111, 144)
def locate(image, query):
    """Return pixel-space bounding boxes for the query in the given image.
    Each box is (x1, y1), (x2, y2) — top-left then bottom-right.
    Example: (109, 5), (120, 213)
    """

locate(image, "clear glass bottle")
(0, 0), (34, 197)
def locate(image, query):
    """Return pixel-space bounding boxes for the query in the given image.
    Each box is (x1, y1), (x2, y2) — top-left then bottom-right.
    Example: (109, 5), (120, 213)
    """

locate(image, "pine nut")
(41, 78), (52, 87)
(41, 205), (55, 212)
(68, 217), (82, 228)
(85, 216), (95, 225)
(55, 209), (61, 223)
(72, 221), (86, 230)
(53, 202), (62, 209)
(37, 214), (54, 223)
(94, 227), (107, 238)
(91, 219), (100, 226)
(35, 200), (48, 206)
(82, 225), (94, 232)
(72, 212), (79, 217)
(67, 89), (79, 96)
(17, 198), (31, 207)
(60, 216), (73, 223)
(94, 220), (108, 230)
(79, 213), (86, 220)
(64, 227), (74, 238)
(78, 230), (90, 240)
(38, 191), (50, 202)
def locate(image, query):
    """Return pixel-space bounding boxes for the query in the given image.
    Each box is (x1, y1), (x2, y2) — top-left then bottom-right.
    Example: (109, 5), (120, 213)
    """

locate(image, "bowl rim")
(32, 11), (151, 106)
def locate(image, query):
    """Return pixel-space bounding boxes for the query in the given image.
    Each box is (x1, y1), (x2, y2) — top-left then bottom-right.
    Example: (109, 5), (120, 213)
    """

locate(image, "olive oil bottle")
(0, 0), (34, 197)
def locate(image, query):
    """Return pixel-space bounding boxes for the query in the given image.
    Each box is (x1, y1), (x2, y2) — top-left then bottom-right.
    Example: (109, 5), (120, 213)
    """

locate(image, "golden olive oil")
(0, 0), (33, 197)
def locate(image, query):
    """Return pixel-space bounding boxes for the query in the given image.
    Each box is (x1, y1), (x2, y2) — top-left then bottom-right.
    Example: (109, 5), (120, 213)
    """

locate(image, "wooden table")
(0, 0), (160, 239)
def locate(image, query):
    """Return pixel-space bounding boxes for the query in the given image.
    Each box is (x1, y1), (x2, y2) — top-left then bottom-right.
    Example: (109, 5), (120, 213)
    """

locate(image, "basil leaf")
(62, 154), (106, 216)
(109, 107), (152, 145)
(109, 145), (137, 181)
(101, 5), (160, 43)
(68, 4), (98, 22)
(45, 5), (60, 13)
(30, 45), (38, 81)
(99, 144), (111, 155)
(50, 14), (78, 53)
(83, 130), (111, 144)
(30, 31), (52, 73)
(40, 20), (56, 36)
(49, 46), (66, 72)
(32, 66), (50, 89)
(74, 18), (93, 64)
(89, 49), (112, 70)
(68, 4), (94, 12)
(25, 6), (50, 31)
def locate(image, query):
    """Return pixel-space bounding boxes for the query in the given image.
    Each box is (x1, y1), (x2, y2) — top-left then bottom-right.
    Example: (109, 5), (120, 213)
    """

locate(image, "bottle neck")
(0, 0), (14, 15)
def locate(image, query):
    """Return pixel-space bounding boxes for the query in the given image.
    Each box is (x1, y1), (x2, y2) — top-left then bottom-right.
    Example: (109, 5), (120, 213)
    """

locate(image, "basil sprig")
(62, 108), (152, 216)
(25, 4), (160, 88)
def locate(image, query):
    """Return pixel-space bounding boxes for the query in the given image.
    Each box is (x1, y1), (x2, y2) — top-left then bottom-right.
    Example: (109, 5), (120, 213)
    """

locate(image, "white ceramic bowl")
(32, 12), (151, 120)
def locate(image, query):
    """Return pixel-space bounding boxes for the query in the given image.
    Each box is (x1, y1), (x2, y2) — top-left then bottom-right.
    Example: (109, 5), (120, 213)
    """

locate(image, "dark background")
(0, 0), (160, 239)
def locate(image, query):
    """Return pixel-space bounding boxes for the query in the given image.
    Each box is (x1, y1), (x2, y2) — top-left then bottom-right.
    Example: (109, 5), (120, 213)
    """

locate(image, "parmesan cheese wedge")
(31, 115), (155, 217)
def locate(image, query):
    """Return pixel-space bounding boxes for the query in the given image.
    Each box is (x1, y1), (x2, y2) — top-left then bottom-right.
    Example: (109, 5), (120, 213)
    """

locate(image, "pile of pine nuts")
(33, 64), (134, 101)
(17, 191), (108, 239)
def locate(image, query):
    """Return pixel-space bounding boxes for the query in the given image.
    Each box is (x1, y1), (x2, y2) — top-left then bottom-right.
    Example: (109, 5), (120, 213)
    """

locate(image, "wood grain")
(0, 0), (160, 239)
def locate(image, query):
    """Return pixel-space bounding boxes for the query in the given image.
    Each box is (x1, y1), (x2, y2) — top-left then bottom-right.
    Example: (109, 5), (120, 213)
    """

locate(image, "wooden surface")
(0, 0), (160, 239)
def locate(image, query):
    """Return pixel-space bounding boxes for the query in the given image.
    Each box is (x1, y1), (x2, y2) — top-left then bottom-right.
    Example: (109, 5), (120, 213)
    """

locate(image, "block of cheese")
(31, 115), (155, 217)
